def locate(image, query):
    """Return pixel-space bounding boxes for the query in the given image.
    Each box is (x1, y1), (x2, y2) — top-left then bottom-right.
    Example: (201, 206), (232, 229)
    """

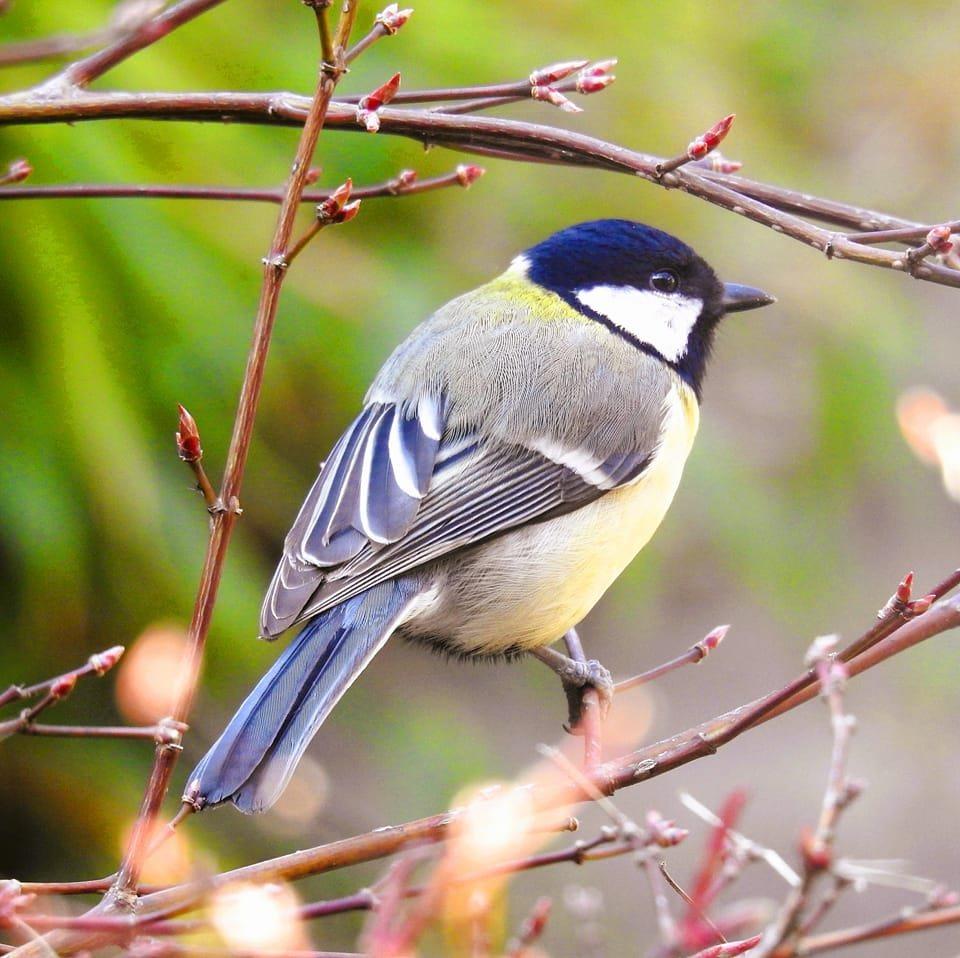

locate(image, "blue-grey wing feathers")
(260, 396), (443, 638)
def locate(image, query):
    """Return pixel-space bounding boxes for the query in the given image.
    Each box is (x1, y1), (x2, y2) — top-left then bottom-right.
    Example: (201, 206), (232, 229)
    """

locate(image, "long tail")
(185, 577), (425, 814)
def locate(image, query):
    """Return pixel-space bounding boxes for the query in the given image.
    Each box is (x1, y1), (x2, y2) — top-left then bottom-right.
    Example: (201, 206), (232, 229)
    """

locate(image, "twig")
(2, 96), (956, 289)
(0, 647), (125, 741)
(615, 625), (728, 694)
(0, 166), (485, 204)
(106, 0), (360, 909)
(175, 405), (221, 515)
(643, 857), (679, 953)
(13, 723), (165, 740)
(344, 3), (411, 64)
(49, 590), (953, 936)
(282, 178), (361, 267)
(34, 0), (228, 93)
(752, 637), (859, 956)
(0, 0), (164, 69)
(0, 158), (31, 185)
(656, 114), (736, 177)
(777, 901), (960, 956)
(687, 936), (762, 958)
(505, 897), (552, 957)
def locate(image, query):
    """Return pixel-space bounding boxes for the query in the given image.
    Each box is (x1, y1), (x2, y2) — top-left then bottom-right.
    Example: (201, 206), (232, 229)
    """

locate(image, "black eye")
(650, 270), (679, 294)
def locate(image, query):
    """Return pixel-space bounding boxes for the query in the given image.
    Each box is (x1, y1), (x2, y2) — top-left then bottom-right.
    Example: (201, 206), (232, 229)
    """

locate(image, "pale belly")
(411, 385), (700, 656)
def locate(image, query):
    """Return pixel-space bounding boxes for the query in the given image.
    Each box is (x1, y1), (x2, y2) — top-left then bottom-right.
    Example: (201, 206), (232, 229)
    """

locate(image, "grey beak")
(722, 282), (776, 313)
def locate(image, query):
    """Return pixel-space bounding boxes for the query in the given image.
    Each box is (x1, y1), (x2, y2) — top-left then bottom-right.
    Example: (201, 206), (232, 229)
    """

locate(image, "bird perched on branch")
(186, 219), (774, 813)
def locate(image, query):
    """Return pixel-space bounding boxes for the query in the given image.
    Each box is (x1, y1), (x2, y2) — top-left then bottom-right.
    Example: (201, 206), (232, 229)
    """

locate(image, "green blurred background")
(1, 1), (958, 954)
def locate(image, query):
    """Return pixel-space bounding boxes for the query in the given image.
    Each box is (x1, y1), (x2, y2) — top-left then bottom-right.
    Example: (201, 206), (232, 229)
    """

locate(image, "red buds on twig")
(374, 2), (412, 34)
(646, 810), (690, 848)
(89, 645), (125, 675)
(455, 164), (485, 187)
(688, 935), (763, 958)
(687, 114), (736, 161)
(906, 224), (955, 267)
(317, 178), (361, 225)
(0, 157), (32, 185)
(695, 624), (729, 660)
(357, 73), (401, 132)
(176, 404), (203, 463)
(657, 114), (737, 177)
(575, 59), (617, 94)
(531, 84), (582, 113)
(694, 150), (743, 174)
(877, 570), (935, 621)
(529, 59), (589, 86)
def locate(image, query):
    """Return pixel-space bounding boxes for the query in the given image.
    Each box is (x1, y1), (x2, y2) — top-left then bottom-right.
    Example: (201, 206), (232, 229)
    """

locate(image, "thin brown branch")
(0, 94), (955, 289)
(505, 896), (552, 957)
(752, 638), (858, 957)
(78, 591), (952, 931)
(175, 404), (221, 515)
(9, 591), (959, 958)
(13, 723), (163, 740)
(847, 219), (960, 245)
(344, 3), (411, 64)
(655, 114), (736, 177)
(615, 624), (727, 694)
(0, 646), (125, 741)
(35, 0), (228, 93)
(776, 901), (960, 956)
(105, 0), (360, 910)
(0, 0), (162, 69)
(0, 166), (483, 204)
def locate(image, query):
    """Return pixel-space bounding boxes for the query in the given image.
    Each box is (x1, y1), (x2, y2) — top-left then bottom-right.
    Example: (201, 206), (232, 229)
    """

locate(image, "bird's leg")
(532, 630), (613, 732)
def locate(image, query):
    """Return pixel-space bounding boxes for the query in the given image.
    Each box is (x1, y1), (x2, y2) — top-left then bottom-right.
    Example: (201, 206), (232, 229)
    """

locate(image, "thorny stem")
(105, 0), (360, 908)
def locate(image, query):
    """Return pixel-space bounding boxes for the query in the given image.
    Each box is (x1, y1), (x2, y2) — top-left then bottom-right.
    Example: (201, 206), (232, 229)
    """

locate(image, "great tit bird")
(186, 219), (774, 814)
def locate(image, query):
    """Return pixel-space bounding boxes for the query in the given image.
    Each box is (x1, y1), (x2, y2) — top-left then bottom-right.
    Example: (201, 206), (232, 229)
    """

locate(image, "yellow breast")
(447, 379), (701, 654)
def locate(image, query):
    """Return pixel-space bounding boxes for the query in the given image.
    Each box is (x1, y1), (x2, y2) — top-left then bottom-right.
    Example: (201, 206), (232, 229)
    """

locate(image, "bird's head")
(516, 219), (775, 395)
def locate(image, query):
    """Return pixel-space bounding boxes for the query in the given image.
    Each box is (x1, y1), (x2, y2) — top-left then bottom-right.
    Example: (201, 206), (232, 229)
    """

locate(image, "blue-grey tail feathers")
(184, 577), (425, 814)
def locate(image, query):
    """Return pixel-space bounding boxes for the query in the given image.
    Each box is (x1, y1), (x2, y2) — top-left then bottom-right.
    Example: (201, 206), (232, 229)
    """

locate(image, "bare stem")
(0, 166), (482, 205)
(615, 625), (727, 694)
(38, 0), (228, 91)
(106, 0), (360, 907)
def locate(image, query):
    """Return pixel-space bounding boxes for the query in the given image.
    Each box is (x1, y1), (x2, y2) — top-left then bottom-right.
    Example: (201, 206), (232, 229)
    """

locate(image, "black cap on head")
(522, 219), (773, 396)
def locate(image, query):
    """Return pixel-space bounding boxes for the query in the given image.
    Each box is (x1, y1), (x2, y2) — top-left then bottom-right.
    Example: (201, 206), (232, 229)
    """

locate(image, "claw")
(562, 659), (613, 732)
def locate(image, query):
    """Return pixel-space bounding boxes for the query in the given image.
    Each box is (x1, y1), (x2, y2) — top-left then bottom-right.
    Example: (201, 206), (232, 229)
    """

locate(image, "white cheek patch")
(576, 285), (702, 362)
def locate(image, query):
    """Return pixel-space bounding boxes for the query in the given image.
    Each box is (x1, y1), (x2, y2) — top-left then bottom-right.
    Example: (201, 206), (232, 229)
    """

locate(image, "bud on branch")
(176, 404), (202, 463)
(357, 73), (401, 132)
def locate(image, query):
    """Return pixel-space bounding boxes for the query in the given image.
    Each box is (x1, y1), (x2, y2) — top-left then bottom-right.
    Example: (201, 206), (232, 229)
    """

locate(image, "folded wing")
(261, 391), (658, 637)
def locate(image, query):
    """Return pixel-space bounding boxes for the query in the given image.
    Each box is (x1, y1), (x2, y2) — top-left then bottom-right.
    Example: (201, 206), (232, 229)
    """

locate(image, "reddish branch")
(105, 0), (361, 908)
(32, 584), (948, 940)
(4, 4), (960, 956)
(0, 94), (957, 288)
(0, 646), (125, 741)
(0, 166), (485, 204)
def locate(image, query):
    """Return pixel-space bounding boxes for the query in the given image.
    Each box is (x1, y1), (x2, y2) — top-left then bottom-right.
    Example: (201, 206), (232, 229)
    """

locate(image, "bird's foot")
(562, 658), (613, 733)
(532, 646), (613, 732)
